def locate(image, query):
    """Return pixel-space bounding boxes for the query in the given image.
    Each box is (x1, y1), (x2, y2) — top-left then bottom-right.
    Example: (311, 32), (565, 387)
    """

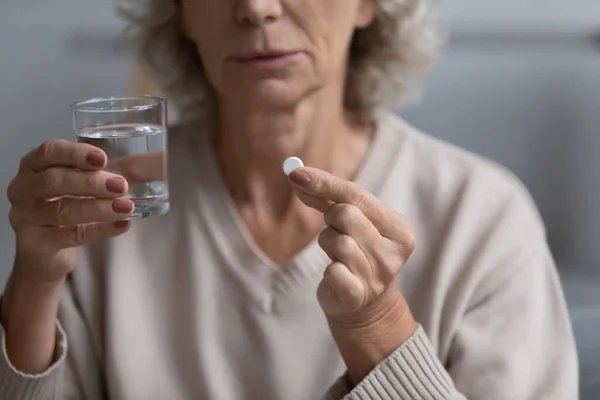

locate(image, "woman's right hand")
(0, 139), (133, 375)
(7, 139), (133, 283)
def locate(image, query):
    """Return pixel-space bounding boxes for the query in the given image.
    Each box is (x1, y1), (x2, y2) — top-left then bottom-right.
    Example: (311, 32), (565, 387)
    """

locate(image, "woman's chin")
(226, 80), (316, 111)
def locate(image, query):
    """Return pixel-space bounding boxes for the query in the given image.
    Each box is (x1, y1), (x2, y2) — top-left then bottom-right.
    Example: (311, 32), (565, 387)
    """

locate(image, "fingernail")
(113, 220), (130, 229)
(86, 151), (105, 168)
(289, 170), (311, 186)
(106, 178), (126, 194)
(112, 199), (133, 214)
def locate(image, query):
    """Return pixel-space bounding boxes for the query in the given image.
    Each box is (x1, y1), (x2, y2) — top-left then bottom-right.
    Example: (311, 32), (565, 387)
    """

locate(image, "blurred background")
(1, 0), (599, 397)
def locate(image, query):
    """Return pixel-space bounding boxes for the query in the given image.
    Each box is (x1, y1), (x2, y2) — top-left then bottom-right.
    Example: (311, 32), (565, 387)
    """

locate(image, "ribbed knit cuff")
(0, 319), (67, 399)
(323, 372), (354, 400)
(324, 325), (457, 400)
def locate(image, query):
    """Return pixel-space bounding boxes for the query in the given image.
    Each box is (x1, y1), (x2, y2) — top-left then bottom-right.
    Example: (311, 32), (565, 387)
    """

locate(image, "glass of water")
(71, 96), (169, 219)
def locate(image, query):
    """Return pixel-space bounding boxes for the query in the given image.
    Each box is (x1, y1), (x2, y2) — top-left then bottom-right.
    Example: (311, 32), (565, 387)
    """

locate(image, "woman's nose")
(235, 0), (283, 26)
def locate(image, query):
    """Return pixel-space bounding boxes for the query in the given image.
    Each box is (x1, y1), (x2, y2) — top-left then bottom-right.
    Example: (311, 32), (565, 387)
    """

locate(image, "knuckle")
(37, 139), (72, 165)
(41, 168), (62, 189)
(379, 260), (399, 282)
(396, 225), (417, 256)
(6, 180), (19, 204)
(336, 234), (356, 255)
(350, 190), (372, 208)
(344, 281), (365, 306)
(37, 140), (55, 160)
(402, 230), (418, 253)
(66, 225), (88, 246)
(73, 143), (91, 166)
(83, 172), (101, 192)
(18, 156), (29, 172)
(390, 215), (417, 255)
(339, 203), (362, 220)
(55, 200), (72, 225)
(375, 249), (401, 282)
(75, 226), (89, 244)
(324, 265), (364, 307)
(313, 175), (325, 193)
(327, 203), (359, 225)
(8, 208), (22, 230)
(329, 178), (341, 194)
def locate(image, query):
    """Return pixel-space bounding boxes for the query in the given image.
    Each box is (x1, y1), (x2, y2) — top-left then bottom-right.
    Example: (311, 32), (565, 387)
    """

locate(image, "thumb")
(291, 186), (332, 213)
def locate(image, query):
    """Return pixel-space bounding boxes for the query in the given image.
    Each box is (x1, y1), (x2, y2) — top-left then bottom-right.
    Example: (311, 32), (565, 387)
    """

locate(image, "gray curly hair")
(118, 0), (442, 124)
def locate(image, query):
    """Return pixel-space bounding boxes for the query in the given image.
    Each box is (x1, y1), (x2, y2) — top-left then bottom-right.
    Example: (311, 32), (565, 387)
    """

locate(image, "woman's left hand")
(289, 166), (416, 318)
(289, 167), (418, 382)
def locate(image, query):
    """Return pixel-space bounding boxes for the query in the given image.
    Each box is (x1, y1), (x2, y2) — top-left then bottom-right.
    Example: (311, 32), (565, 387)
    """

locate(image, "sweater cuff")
(0, 319), (67, 397)
(324, 325), (456, 400)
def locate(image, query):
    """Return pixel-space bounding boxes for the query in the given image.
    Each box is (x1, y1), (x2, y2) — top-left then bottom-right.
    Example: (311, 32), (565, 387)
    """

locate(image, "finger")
(324, 203), (382, 272)
(289, 167), (398, 236)
(317, 227), (370, 276)
(11, 168), (128, 201)
(289, 167), (375, 209)
(325, 203), (403, 287)
(105, 151), (167, 185)
(20, 140), (107, 173)
(324, 203), (381, 244)
(19, 198), (134, 226)
(317, 262), (366, 316)
(55, 220), (131, 249)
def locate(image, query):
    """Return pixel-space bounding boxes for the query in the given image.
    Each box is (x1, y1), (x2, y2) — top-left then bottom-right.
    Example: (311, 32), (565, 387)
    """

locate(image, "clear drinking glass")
(71, 96), (169, 219)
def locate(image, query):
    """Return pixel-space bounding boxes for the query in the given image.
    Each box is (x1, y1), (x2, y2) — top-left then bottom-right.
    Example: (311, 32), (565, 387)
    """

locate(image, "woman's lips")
(230, 51), (301, 69)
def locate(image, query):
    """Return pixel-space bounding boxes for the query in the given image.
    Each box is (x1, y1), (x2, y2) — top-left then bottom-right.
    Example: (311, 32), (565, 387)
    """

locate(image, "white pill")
(283, 156), (304, 176)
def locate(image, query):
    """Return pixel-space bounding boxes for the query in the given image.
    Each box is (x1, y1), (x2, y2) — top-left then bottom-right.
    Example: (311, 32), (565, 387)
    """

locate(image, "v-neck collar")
(185, 112), (409, 310)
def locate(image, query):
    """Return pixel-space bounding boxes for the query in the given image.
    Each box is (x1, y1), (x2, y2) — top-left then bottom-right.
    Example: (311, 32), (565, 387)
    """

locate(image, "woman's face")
(180, 0), (375, 109)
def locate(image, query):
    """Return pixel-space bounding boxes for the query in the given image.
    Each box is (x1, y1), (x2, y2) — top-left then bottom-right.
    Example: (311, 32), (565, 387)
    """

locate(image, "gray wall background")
(1, 0), (599, 397)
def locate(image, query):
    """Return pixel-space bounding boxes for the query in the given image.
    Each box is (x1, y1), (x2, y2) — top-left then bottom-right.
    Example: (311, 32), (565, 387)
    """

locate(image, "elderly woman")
(0, 0), (577, 399)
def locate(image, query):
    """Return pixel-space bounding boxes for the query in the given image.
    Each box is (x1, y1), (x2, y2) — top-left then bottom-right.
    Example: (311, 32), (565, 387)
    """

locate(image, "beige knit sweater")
(0, 113), (578, 399)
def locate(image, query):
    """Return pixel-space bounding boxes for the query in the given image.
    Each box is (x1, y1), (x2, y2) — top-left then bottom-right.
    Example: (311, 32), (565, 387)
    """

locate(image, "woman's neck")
(214, 89), (373, 216)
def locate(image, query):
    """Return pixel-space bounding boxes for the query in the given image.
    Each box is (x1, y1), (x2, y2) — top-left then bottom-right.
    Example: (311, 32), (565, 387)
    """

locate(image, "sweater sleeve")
(0, 319), (67, 397)
(0, 277), (104, 400)
(323, 326), (466, 400)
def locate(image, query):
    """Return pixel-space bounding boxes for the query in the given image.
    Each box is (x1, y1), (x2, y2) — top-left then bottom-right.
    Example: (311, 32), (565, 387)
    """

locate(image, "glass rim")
(71, 95), (166, 113)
